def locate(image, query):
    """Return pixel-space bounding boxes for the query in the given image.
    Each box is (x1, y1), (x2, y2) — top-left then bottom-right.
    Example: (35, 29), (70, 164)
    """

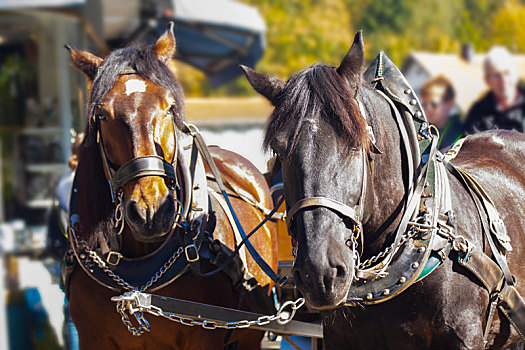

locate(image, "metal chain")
(357, 228), (417, 270)
(113, 291), (305, 336)
(139, 247), (185, 291)
(85, 246), (185, 293)
(114, 190), (125, 236)
(116, 297), (151, 336)
(356, 213), (434, 271)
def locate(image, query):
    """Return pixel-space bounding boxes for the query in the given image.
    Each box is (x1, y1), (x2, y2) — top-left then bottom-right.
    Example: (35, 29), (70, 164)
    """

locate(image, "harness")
(285, 52), (525, 343)
(64, 96), (281, 295)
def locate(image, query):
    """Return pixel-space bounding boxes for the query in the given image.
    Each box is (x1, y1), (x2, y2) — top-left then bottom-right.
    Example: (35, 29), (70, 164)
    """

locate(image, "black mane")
(264, 63), (369, 156)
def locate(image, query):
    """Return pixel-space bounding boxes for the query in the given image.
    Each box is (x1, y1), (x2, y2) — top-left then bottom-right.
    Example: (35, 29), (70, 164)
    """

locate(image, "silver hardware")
(418, 247), (426, 253)
(111, 291), (305, 335)
(409, 99), (417, 105)
(414, 111), (422, 118)
(383, 289), (390, 296)
(114, 190), (125, 236)
(411, 262), (420, 269)
(366, 293), (373, 300)
(399, 276), (407, 284)
(404, 89), (412, 95)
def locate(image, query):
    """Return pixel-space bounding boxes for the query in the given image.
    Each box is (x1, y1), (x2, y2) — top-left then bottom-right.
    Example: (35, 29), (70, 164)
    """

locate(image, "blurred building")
(0, 0), (266, 226)
(402, 46), (525, 112)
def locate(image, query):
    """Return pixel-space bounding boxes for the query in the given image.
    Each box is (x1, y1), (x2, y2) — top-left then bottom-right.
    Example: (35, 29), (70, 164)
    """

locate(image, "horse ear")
(240, 65), (284, 106)
(337, 31), (364, 80)
(65, 45), (103, 81)
(153, 22), (176, 63)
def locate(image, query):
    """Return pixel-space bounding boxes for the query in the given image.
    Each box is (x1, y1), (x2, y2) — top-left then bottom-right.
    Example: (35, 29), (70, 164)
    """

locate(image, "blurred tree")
(490, 0), (525, 51)
(176, 0), (525, 97)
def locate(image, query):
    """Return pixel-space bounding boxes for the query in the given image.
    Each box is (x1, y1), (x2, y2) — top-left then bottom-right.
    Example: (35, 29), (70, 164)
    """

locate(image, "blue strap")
(185, 123), (283, 284)
(220, 189), (283, 284)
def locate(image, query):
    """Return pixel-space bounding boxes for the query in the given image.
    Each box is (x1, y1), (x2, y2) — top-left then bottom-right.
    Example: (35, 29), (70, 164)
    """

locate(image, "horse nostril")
(126, 200), (146, 224)
(336, 265), (346, 278)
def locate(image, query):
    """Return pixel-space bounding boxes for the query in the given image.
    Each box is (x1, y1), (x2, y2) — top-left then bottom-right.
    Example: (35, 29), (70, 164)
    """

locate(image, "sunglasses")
(422, 99), (441, 110)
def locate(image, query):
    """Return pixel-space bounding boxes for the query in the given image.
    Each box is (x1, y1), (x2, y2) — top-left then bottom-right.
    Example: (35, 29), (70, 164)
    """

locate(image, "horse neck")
(360, 91), (408, 258)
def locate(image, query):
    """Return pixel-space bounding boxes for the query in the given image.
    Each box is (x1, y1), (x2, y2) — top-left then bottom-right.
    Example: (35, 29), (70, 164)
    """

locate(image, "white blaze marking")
(125, 79), (146, 95)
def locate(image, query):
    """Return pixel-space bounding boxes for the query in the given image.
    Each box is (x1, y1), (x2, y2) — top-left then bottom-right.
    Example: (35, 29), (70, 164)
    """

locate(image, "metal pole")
(0, 138), (7, 350)
(0, 139), (4, 223)
(56, 18), (72, 163)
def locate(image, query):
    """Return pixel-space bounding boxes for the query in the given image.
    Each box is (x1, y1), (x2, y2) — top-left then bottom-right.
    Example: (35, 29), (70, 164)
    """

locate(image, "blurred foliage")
(176, 0), (525, 97)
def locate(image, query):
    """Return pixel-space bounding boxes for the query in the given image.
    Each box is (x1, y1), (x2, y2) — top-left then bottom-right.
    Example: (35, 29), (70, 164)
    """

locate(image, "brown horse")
(65, 24), (278, 349)
(243, 32), (525, 349)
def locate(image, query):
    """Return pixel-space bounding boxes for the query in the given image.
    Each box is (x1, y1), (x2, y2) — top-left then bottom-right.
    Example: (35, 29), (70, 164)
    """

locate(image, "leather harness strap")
(182, 122), (283, 285)
(444, 160), (514, 285)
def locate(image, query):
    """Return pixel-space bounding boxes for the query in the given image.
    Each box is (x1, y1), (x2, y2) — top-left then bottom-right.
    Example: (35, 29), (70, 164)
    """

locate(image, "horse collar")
(346, 52), (441, 305)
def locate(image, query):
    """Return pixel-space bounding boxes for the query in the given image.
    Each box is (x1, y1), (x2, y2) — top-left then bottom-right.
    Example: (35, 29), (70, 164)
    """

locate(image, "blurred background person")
(464, 46), (525, 134)
(420, 75), (464, 149)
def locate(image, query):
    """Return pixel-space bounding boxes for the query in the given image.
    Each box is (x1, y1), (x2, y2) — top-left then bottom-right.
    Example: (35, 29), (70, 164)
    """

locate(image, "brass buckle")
(184, 244), (199, 263)
(107, 251), (123, 266)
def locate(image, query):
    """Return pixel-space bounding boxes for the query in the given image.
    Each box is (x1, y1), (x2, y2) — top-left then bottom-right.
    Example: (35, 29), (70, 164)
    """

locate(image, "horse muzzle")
(124, 191), (175, 242)
(293, 250), (353, 310)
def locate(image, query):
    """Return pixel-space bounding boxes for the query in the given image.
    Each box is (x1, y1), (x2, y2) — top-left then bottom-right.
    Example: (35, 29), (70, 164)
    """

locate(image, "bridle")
(285, 146), (370, 251)
(285, 99), (377, 255)
(94, 75), (181, 233)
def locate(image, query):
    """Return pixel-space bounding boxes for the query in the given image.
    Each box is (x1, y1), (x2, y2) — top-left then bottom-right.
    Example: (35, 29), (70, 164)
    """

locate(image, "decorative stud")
(418, 247), (426, 253)
(383, 289), (390, 296)
(411, 262), (420, 269)
(404, 89), (412, 95)
(399, 276), (407, 284)
(79, 253), (86, 260)
(414, 111), (422, 118)
(409, 99), (417, 106)
(366, 293), (373, 300)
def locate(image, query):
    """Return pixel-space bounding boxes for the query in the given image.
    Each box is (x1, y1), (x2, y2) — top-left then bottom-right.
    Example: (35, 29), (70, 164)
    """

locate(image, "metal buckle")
(107, 251), (123, 266)
(184, 244), (199, 262)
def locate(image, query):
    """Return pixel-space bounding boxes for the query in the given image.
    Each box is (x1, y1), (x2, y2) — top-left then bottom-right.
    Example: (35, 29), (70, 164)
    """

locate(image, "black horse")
(242, 32), (525, 349)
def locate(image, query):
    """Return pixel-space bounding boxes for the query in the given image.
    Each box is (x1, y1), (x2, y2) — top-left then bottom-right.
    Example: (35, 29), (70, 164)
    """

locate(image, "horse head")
(68, 24), (185, 245)
(243, 32), (405, 309)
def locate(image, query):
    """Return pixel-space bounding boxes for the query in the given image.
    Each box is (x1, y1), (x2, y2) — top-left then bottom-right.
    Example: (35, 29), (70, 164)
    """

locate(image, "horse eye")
(95, 113), (108, 122)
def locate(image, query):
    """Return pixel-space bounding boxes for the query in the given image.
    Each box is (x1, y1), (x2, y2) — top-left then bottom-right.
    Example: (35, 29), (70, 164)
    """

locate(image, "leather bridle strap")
(286, 198), (361, 233)
(286, 148), (368, 241)
(112, 156), (175, 190)
(95, 108), (179, 203)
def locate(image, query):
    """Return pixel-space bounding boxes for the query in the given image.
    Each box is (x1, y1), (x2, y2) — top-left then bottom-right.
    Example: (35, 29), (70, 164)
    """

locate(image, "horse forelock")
(85, 42), (185, 138)
(264, 64), (369, 157)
